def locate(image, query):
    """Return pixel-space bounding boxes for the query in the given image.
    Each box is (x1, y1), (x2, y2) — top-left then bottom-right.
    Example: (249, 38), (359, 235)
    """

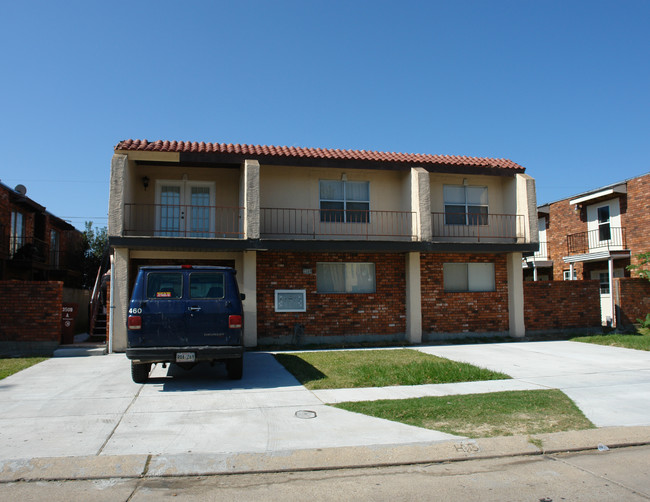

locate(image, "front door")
(156, 181), (216, 237)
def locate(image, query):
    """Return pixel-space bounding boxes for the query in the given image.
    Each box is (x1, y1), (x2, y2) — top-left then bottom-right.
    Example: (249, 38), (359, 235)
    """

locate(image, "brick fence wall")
(0, 280), (63, 352)
(524, 280), (601, 331)
(257, 251), (406, 343)
(421, 253), (510, 334)
(614, 278), (650, 327)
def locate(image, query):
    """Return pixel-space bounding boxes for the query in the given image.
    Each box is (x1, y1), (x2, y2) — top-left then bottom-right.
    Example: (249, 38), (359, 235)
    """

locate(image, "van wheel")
(227, 358), (243, 380)
(131, 362), (151, 383)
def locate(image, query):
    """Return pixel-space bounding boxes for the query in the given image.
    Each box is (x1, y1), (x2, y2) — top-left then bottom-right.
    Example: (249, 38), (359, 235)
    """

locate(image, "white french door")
(155, 181), (216, 237)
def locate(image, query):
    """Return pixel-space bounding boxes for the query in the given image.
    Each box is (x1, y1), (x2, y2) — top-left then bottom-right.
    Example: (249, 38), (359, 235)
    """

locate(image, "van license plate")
(176, 352), (196, 362)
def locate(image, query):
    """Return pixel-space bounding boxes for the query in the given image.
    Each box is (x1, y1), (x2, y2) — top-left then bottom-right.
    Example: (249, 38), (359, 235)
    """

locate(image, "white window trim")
(154, 179), (217, 237)
(319, 180), (370, 223)
(443, 184), (489, 226)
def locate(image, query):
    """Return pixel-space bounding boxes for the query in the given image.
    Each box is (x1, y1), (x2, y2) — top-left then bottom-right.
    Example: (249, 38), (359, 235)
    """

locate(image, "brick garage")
(256, 251), (406, 343)
(614, 278), (650, 327)
(524, 280), (601, 331)
(421, 253), (509, 335)
(0, 280), (63, 354)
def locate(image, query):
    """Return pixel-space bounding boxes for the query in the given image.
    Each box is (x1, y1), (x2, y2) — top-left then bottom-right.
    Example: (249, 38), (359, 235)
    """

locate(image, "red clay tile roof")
(115, 139), (525, 172)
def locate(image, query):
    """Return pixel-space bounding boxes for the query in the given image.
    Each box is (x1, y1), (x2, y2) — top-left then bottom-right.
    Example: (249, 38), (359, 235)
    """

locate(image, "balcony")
(533, 241), (548, 259)
(123, 204), (243, 238)
(260, 207), (415, 240)
(567, 227), (627, 255)
(431, 213), (526, 242)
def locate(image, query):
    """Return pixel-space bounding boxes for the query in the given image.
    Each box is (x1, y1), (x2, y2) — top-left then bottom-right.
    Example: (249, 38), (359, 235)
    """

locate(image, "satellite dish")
(14, 184), (27, 195)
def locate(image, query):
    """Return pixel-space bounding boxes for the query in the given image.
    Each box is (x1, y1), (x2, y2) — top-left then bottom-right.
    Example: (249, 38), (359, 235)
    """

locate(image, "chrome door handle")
(189, 306), (202, 312)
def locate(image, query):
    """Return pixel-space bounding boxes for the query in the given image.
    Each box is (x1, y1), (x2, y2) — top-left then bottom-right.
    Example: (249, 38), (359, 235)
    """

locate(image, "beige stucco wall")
(259, 165), (411, 212)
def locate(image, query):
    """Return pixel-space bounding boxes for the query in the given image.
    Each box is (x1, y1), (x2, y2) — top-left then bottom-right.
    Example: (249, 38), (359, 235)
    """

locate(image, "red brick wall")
(524, 280), (601, 330)
(257, 252), (406, 339)
(421, 253), (509, 333)
(0, 280), (63, 342)
(614, 278), (650, 327)
(625, 174), (650, 270)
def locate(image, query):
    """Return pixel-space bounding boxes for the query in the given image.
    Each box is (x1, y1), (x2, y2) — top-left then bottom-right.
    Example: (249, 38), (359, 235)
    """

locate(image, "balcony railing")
(260, 207), (415, 240)
(123, 204), (244, 238)
(431, 212), (526, 242)
(8, 236), (49, 263)
(566, 227), (627, 255)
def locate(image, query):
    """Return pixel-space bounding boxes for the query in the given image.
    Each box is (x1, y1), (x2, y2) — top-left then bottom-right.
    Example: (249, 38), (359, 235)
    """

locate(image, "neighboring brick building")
(0, 181), (84, 287)
(523, 172), (650, 326)
(108, 139), (539, 350)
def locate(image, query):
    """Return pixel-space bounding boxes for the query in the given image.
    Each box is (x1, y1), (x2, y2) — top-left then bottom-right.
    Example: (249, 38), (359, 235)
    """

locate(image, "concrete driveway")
(1, 341), (650, 464)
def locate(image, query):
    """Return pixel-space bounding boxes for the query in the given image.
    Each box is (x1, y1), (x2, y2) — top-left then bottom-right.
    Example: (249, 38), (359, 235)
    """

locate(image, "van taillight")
(128, 315), (142, 330)
(229, 315), (242, 329)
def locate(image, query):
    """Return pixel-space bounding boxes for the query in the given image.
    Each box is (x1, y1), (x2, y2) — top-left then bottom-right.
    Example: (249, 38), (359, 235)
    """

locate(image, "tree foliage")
(81, 221), (108, 288)
(627, 252), (650, 281)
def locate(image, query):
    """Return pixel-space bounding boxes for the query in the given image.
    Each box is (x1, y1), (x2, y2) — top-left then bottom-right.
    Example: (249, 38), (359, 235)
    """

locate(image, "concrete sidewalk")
(1, 341), (650, 482)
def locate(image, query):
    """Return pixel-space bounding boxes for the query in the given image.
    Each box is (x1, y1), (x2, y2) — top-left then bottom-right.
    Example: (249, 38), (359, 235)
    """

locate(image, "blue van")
(126, 265), (244, 383)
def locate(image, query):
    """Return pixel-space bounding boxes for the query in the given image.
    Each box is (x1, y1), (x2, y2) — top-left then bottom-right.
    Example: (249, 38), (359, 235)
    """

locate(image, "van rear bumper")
(126, 345), (244, 363)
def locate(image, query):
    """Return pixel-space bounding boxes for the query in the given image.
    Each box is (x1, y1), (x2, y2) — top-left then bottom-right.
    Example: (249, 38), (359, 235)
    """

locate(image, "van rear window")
(146, 273), (183, 299)
(190, 273), (225, 299)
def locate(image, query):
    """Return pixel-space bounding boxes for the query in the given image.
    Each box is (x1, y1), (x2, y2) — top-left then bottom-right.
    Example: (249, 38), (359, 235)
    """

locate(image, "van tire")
(227, 358), (243, 380)
(131, 362), (151, 383)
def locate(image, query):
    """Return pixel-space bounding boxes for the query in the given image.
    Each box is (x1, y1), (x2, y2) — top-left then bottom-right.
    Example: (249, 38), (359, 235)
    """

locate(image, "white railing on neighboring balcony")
(123, 204), (244, 238)
(260, 207), (415, 240)
(533, 241), (548, 259)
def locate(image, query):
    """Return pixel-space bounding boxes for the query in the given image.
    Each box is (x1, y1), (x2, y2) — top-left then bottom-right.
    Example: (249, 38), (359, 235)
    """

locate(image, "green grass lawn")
(274, 349), (510, 390)
(571, 331), (650, 351)
(0, 357), (48, 380)
(336, 389), (595, 438)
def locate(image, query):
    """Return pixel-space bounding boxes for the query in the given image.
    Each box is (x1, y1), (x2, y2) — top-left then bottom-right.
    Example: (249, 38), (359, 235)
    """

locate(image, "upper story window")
(443, 185), (488, 225)
(597, 206), (611, 241)
(320, 180), (370, 223)
(50, 230), (60, 267)
(10, 211), (25, 257)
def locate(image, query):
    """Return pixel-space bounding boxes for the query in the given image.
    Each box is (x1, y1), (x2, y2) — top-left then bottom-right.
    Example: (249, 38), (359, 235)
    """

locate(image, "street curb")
(2, 426), (649, 482)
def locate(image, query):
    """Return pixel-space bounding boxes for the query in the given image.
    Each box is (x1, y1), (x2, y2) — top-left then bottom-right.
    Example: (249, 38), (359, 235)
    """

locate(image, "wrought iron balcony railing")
(431, 212), (526, 242)
(123, 204), (244, 238)
(260, 207), (415, 240)
(566, 227), (626, 255)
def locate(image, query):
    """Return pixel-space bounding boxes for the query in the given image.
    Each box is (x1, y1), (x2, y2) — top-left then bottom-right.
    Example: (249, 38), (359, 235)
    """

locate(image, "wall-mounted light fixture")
(341, 173), (347, 181)
(462, 178), (469, 186)
(142, 176), (150, 190)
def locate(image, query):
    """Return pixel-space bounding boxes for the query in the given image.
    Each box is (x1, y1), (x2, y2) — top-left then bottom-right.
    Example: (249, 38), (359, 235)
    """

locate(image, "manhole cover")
(295, 410), (317, 419)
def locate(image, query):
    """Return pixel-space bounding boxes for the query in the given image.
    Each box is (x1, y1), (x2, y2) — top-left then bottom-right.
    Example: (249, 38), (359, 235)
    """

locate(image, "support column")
(507, 252), (525, 338)
(110, 247), (130, 352)
(405, 252), (422, 344)
(410, 167), (432, 241)
(243, 250), (258, 347)
(241, 160), (260, 239)
(108, 154), (127, 237)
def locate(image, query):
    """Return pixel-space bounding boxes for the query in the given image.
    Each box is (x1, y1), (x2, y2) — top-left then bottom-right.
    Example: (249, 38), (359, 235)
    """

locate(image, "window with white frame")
(563, 270), (577, 280)
(443, 185), (488, 225)
(316, 262), (376, 293)
(597, 206), (611, 241)
(443, 262), (495, 292)
(319, 180), (370, 223)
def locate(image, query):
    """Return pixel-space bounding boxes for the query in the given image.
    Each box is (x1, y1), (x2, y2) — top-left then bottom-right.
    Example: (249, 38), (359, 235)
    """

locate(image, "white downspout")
(608, 256), (615, 328)
(108, 253), (115, 354)
(570, 263), (575, 280)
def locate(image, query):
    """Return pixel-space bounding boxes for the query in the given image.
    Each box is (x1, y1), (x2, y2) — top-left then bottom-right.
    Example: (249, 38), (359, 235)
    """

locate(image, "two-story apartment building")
(523, 172), (650, 325)
(0, 181), (83, 286)
(108, 140), (538, 351)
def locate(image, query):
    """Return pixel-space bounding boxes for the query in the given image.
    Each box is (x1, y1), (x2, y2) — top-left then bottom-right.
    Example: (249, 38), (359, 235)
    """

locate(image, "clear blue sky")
(1, 0), (648, 230)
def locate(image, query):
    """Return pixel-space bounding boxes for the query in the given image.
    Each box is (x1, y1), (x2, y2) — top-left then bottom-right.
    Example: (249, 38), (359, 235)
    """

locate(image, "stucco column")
(507, 252), (525, 338)
(410, 167), (432, 241)
(405, 252), (422, 344)
(241, 160), (260, 239)
(242, 250), (258, 347)
(110, 247), (130, 352)
(109, 154), (128, 237)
